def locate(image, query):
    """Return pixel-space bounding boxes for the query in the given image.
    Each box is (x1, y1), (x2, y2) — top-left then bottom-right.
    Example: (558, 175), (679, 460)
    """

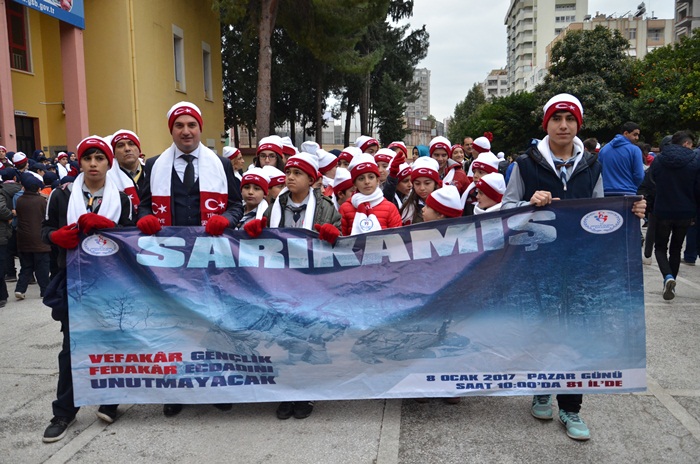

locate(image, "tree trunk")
(233, 123), (240, 148)
(314, 63), (325, 144)
(256, 0), (279, 138)
(344, 96), (353, 148)
(359, 72), (370, 135)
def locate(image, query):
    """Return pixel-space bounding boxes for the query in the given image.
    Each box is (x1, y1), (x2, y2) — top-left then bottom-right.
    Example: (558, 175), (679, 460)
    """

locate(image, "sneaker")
(642, 256), (652, 265)
(276, 402), (295, 420)
(42, 416), (75, 443)
(663, 275), (676, 301)
(682, 259), (696, 266)
(96, 405), (118, 423)
(14, 292), (25, 300)
(559, 409), (590, 441)
(293, 401), (314, 419)
(5, 275), (16, 283)
(531, 395), (553, 420)
(0, 300), (6, 308)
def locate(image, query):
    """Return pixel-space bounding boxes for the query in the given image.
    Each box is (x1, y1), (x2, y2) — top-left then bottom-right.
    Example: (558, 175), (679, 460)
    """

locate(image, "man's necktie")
(181, 154), (195, 191)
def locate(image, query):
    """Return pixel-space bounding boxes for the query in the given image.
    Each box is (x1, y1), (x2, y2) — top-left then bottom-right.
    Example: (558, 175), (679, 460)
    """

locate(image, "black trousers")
(654, 218), (693, 278)
(556, 394), (582, 413)
(52, 320), (80, 419)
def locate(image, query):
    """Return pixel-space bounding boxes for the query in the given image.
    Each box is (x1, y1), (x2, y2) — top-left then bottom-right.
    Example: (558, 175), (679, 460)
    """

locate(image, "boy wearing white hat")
(502, 93), (647, 441)
(244, 152), (340, 420)
(473, 172), (506, 214)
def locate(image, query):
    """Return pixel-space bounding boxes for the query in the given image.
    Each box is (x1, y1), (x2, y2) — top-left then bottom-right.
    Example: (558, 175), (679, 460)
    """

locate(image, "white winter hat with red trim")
(426, 185), (463, 218)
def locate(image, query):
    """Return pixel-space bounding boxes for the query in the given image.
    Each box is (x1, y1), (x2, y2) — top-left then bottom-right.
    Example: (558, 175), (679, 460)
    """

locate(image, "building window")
(555, 15), (576, 23)
(555, 3), (576, 11)
(6, 2), (30, 72)
(173, 25), (186, 92)
(628, 29), (637, 39)
(648, 28), (662, 41)
(202, 41), (212, 100)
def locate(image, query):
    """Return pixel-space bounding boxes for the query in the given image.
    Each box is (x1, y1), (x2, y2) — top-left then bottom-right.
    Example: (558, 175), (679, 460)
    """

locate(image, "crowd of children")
(28, 94), (653, 444)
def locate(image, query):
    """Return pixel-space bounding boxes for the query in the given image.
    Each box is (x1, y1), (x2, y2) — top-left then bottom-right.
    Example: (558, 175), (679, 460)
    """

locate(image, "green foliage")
(374, 74), (409, 144)
(547, 26), (633, 95)
(537, 26), (635, 143)
(631, 30), (700, 142)
(447, 83), (487, 143)
(463, 92), (540, 156)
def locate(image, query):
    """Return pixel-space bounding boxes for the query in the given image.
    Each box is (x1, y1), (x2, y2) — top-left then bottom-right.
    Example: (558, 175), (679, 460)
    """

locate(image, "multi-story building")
(481, 69), (509, 100)
(547, 15), (674, 69)
(675, 0), (700, 39)
(405, 68), (430, 121)
(504, 0), (588, 94)
(1, 0), (224, 157)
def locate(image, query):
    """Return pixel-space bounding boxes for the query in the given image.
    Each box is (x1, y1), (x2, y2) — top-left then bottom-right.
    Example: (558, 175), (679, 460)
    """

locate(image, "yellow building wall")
(10, 8), (66, 154)
(83, 0), (136, 139)
(10, 0), (223, 157)
(82, 0), (224, 157)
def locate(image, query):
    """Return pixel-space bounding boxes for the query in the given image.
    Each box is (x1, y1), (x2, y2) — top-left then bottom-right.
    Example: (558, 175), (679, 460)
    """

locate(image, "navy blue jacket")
(650, 144), (700, 220)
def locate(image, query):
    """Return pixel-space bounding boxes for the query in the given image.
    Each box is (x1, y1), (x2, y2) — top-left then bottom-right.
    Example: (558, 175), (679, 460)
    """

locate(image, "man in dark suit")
(136, 101), (243, 417)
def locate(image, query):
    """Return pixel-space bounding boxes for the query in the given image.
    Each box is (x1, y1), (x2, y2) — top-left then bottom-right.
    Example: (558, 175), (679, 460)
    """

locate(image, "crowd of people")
(16, 93), (697, 444)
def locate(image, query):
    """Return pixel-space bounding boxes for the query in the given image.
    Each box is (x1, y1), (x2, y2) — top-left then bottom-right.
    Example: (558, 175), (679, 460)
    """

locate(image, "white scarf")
(149, 142), (228, 226)
(350, 188), (384, 235)
(255, 199), (268, 220)
(269, 187), (317, 230)
(57, 163), (69, 179)
(108, 162), (139, 208)
(473, 202), (502, 215)
(67, 172), (124, 224)
(443, 167), (456, 186)
(460, 182), (477, 208)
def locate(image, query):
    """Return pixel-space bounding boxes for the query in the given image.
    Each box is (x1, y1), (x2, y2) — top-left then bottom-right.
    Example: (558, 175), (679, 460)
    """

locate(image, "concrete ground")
(1, 251), (699, 464)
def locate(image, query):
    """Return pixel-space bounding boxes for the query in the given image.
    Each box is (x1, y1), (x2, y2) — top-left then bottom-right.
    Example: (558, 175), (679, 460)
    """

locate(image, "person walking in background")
(649, 130), (700, 300)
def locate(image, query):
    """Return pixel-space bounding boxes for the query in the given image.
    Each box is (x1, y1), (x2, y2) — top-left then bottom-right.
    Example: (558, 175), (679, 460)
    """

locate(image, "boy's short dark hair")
(671, 130), (694, 147)
(583, 138), (598, 153)
(620, 122), (640, 134)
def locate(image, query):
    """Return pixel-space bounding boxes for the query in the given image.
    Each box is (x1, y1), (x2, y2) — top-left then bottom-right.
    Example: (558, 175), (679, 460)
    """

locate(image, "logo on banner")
(580, 210), (623, 234)
(81, 234), (119, 256)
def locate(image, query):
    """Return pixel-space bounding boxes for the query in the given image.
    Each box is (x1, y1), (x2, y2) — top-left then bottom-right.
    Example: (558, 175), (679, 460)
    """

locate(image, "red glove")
(315, 223), (340, 244)
(243, 217), (267, 238)
(50, 223), (79, 249)
(78, 213), (116, 234)
(136, 215), (162, 235)
(389, 153), (406, 177)
(205, 215), (229, 236)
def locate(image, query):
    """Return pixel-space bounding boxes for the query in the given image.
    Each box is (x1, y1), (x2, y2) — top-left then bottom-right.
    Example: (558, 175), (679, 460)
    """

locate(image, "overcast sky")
(404, 0), (676, 122)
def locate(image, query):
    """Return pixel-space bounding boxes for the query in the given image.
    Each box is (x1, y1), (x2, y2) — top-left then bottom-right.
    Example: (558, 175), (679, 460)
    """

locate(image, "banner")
(68, 197), (646, 406)
(13, 0), (85, 30)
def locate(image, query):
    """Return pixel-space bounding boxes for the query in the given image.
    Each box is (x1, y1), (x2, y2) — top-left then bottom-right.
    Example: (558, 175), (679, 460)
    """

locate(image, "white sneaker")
(14, 292), (25, 300)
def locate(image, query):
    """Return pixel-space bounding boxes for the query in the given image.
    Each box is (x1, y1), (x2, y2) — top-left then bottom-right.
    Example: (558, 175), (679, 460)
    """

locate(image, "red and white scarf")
(108, 162), (140, 209)
(350, 188), (384, 235)
(149, 142), (228, 226)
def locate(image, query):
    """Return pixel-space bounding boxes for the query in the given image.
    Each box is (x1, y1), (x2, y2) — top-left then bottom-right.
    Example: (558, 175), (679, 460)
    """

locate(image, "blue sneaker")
(531, 395), (553, 420)
(663, 275), (676, 301)
(559, 409), (590, 441)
